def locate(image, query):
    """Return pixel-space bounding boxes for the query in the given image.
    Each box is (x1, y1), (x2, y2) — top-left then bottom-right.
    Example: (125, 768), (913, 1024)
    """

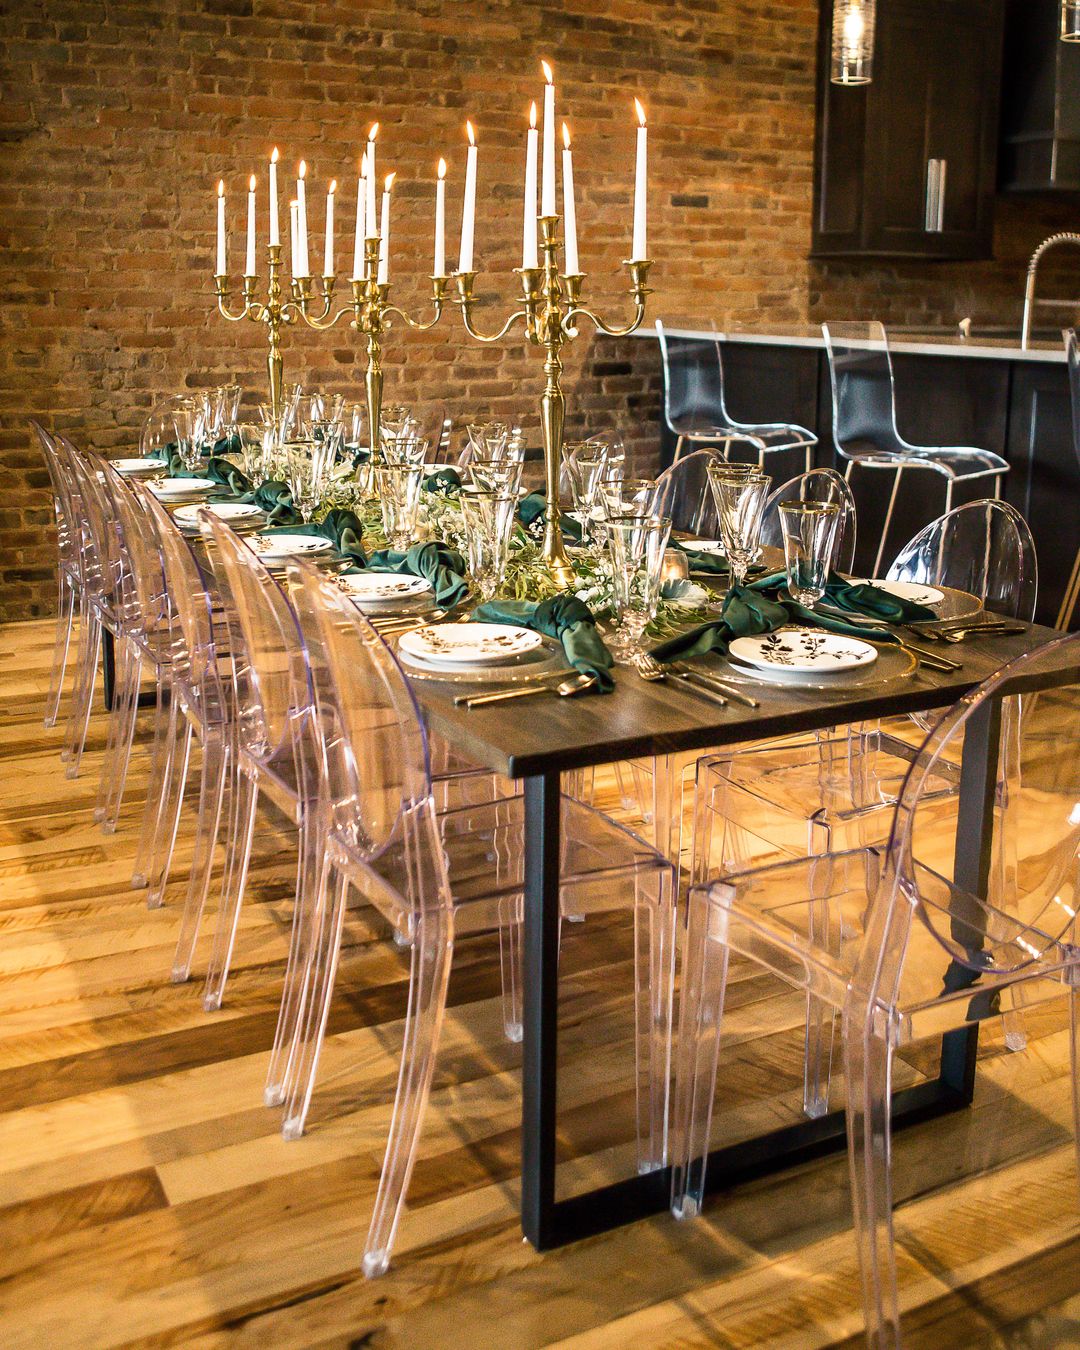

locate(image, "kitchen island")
(625, 325), (1077, 628)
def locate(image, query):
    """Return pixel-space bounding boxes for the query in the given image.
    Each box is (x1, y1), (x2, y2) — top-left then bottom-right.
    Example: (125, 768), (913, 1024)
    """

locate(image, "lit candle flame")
(541, 59), (553, 84)
(437, 157), (447, 179)
(562, 122), (571, 150)
(529, 101), (537, 130)
(298, 160), (306, 180)
(368, 122), (379, 142)
(634, 98), (646, 127)
(271, 146), (279, 164)
(466, 120), (476, 146)
(328, 179), (337, 194)
(217, 179), (224, 197)
(249, 173), (256, 191)
(384, 171), (395, 192)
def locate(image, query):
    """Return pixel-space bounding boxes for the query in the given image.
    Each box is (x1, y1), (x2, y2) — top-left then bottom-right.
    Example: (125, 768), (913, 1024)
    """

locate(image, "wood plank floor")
(1, 616), (1079, 1348)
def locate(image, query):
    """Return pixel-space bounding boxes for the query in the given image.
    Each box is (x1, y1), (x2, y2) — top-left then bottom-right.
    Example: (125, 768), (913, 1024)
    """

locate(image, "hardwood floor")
(1, 616), (1078, 1348)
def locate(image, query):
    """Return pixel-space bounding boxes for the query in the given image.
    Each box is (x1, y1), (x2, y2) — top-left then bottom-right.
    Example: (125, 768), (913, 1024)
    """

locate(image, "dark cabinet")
(812, 0), (1005, 260)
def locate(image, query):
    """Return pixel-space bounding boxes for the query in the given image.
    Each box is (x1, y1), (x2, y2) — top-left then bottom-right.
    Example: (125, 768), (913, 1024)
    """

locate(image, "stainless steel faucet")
(1021, 232), (1080, 349)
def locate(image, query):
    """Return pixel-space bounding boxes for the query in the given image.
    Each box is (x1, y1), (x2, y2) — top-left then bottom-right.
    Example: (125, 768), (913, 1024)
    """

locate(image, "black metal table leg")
(517, 697), (1006, 1250)
(521, 771), (563, 1250)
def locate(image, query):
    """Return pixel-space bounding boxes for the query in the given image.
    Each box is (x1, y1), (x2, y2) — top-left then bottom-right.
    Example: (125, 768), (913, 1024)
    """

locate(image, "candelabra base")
(541, 533), (578, 588)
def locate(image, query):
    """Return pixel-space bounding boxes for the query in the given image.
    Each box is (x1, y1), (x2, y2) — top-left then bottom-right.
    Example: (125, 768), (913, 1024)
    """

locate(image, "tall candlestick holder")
(291, 236), (447, 465)
(215, 244), (306, 423)
(454, 215), (651, 583)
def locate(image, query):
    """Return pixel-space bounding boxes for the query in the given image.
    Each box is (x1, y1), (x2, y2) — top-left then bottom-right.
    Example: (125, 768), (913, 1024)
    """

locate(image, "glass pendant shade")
(831, 0), (876, 85)
(1064, 0), (1080, 41)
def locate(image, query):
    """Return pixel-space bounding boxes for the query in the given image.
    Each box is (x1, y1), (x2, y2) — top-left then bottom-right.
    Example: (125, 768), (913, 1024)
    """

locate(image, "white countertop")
(627, 324), (1068, 364)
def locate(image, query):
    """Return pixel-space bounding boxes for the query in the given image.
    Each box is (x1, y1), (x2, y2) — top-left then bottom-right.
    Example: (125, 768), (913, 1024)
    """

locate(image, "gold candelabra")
(215, 244), (304, 423)
(290, 236), (446, 465)
(454, 215), (651, 583)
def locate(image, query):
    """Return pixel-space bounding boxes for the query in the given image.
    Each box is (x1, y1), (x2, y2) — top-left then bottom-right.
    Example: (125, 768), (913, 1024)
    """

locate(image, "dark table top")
(411, 623), (1073, 779)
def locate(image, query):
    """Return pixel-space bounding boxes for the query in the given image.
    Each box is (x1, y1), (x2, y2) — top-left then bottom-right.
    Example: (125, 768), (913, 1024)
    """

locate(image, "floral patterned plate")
(729, 628), (878, 675)
(334, 573), (434, 608)
(397, 622), (542, 667)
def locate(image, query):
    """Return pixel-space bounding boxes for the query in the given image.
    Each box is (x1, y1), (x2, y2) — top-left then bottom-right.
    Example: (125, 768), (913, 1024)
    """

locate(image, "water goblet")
(459, 488), (517, 602)
(587, 431), (626, 484)
(714, 471), (771, 587)
(285, 440), (330, 522)
(466, 419), (510, 462)
(604, 514), (673, 660)
(778, 500), (841, 611)
(234, 422), (267, 485)
(467, 455), (523, 496)
(599, 475), (658, 520)
(373, 461), (425, 550)
(382, 433), (429, 468)
(172, 400), (206, 473)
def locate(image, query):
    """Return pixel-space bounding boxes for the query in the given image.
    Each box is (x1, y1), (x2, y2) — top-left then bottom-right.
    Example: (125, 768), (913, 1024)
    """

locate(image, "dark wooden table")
(411, 621), (1078, 1251)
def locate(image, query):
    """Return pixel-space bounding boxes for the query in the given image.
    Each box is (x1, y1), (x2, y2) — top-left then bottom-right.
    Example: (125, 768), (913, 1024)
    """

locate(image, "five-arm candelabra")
(454, 215), (651, 582)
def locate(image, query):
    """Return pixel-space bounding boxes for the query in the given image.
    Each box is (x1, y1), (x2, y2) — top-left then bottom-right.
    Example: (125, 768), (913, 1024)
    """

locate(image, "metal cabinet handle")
(925, 158), (947, 234)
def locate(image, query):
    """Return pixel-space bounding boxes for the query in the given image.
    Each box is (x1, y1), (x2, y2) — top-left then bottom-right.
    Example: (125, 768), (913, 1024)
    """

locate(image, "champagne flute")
(714, 472), (770, 587)
(604, 513), (673, 659)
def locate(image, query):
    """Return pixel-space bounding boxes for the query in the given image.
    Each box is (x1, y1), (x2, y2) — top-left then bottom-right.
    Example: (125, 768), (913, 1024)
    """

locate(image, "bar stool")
(1058, 328), (1080, 631)
(823, 321), (1009, 578)
(656, 320), (817, 471)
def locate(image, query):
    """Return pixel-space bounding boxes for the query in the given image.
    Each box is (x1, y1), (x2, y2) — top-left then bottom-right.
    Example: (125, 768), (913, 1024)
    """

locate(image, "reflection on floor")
(0, 617), (1078, 1348)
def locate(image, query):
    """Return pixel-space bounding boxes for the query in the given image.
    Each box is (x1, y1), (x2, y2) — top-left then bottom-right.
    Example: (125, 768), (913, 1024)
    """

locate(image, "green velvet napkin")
(650, 571), (938, 663)
(242, 479), (299, 526)
(677, 546), (729, 576)
(517, 492), (583, 544)
(204, 456), (252, 495)
(363, 541), (470, 609)
(267, 508), (366, 563)
(422, 466), (462, 495)
(472, 593), (614, 694)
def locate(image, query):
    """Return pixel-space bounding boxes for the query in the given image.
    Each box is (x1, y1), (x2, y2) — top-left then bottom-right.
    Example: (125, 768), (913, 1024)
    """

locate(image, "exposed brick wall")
(3, 0), (1076, 618)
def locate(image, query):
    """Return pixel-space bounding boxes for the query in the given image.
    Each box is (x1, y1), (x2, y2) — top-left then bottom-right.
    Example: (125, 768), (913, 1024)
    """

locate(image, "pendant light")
(831, 0), (876, 85)
(1063, 0), (1080, 42)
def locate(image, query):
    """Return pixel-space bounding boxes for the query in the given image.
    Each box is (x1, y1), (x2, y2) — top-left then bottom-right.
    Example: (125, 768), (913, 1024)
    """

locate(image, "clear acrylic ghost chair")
(760, 467), (858, 573)
(30, 423), (84, 736)
(656, 320), (816, 471)
(140, 395), (193, 459)
(278, 563), (678, 1183)
(53, 439), (130, 780)
(693, 498), (1039, 1116)
(1061, 330), (1080, 630)
(187, 511), (326, 1028)
(130, 485), (233, 922)
(653, 448), (724, 536)
(672, 632), (1080, 1349)
(823, 321), (1009, 578)
(89, 457), (179, 834)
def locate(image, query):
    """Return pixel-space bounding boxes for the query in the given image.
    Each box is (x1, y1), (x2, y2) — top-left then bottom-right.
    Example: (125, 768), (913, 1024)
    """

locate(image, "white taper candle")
(289, 199), (299, 278)
(632, 99), (648, 262)
(323, 179), (336, 278)
(245, 174), (257, 275)
(352, 153), (367, 281)
(434, 157), (447, 278)
(216, 180), (226, 275)
(522, 102), (538, 269)
(377, 172), (394, 285)
(269, 147), (280, 247)
(561, 124), (578, 275)
(366, 124), (378, 241)
(459, 121), (477, 273)
(296, 161), (309, 277)
(540, 61), (556, 217)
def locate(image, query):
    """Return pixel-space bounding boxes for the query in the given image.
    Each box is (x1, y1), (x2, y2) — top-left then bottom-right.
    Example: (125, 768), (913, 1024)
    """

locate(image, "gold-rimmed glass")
(778, 500), (841, 610)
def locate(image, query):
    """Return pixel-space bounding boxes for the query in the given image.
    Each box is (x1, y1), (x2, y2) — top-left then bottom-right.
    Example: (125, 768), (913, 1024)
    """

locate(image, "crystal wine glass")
(372, 461), (425, 549)
(713, 472), (771, 587)
(460, 488), (517, 601)
(604, 514), (673, 659)
(778, 500), (841, 611)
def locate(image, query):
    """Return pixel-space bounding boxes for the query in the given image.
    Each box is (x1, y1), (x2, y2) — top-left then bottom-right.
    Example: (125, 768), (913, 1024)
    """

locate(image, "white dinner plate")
(397, 623), (542, 667)
(729, 628), (879, 675)
(113, 457), (167, 478)
(853, 578), (945, 607)
(148, 477), (216, 499)
(334, 573), (434, 608)
(249, 534), (335, 563)
(173, 502), (263, 528)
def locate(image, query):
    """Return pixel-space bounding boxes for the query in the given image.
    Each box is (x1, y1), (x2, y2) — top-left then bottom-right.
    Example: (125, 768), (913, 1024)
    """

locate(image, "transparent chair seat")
(839, 440), (1007, 478)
